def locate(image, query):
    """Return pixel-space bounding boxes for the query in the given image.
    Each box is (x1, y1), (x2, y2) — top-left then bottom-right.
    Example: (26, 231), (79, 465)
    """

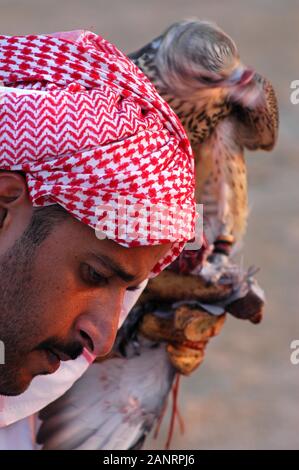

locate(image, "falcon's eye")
(200, 75), (221, 84)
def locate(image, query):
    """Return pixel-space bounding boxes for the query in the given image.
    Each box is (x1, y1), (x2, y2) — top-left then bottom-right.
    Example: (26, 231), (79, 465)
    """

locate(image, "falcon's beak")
(227, 66), (255, 86)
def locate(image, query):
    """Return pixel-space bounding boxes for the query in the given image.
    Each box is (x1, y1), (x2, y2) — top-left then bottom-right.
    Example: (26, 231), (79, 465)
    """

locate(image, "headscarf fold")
(0, 30), (196, 275)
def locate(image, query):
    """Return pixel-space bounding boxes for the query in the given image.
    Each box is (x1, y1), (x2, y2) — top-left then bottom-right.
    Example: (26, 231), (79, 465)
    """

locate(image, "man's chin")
(0, 373), (35, 396)
(0, 361), (59, 396)
(0, 378), (31, 396)
(0, 349), (64, 395)
(0, 365), (35, 396)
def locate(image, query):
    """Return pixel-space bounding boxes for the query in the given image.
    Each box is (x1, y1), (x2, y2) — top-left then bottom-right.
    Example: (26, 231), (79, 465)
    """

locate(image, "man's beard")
(0, 226), (82, 396)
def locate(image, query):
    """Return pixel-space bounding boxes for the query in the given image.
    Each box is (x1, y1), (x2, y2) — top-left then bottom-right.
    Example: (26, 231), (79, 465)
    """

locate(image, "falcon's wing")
(37, 340), (175, 450)
(231, 73), (279, 151)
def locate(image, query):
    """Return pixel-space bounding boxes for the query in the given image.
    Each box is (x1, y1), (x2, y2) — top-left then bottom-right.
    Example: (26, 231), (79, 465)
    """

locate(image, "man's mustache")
(36, 338), (84, 361)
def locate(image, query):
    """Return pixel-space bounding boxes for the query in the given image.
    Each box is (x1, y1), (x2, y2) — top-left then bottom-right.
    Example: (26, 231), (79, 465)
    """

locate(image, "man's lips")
(50, 348), (73, 362)
(43, 348), (72, 374)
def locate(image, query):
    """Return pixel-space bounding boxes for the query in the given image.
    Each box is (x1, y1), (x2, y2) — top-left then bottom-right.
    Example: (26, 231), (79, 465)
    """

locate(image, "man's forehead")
(98, 237), (171, 259)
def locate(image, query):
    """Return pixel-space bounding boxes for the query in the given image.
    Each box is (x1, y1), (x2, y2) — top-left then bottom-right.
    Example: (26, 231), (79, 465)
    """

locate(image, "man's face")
(0, 198), (171, 396)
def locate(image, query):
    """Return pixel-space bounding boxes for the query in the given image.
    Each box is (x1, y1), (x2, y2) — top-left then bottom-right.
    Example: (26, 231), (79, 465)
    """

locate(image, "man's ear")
(0, 172), (33, 246)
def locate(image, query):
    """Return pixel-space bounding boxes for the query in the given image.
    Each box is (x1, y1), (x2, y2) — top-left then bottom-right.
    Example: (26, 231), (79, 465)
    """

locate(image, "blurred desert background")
(1, 0), (298, 450)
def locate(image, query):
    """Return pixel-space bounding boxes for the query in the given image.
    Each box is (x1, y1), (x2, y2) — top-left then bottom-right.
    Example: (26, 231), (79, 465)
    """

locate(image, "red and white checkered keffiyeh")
(0, 30), (196, 275)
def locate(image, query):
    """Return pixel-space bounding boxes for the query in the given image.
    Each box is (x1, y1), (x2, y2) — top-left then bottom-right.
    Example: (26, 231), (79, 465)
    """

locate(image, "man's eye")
(199, 75), (214, 84)
(83, 264), (109, 287)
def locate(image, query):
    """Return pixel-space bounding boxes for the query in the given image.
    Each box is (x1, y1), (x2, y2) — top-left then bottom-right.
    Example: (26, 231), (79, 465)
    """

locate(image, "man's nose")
(74, 291), (125, 357)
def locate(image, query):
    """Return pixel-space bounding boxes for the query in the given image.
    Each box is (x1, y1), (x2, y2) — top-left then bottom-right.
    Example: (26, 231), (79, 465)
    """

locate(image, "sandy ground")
(0, 0), (298, 450)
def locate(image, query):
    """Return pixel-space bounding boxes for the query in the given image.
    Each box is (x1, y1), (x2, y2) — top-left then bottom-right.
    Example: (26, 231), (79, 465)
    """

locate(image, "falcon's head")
(156, 19), (254, 95)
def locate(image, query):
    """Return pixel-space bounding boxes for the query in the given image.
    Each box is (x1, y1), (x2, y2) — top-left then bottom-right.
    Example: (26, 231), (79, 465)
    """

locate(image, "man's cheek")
(36, 295), (75, 334)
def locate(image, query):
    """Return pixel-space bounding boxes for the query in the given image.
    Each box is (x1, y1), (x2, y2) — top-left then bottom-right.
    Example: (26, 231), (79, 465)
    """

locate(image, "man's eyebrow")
(90, 252), (137, 283)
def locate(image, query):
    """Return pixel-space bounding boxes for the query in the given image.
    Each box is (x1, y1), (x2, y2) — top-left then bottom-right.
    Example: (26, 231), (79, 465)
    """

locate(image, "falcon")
(129, 19), (278, 247)
(129, 18), (279, 320)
